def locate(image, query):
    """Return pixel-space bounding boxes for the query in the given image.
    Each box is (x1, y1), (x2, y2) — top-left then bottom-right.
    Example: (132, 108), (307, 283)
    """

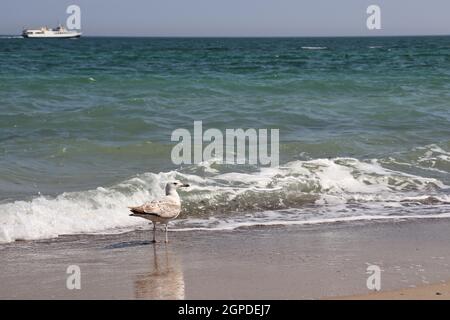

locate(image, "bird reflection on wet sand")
(134, 245), (185, 299)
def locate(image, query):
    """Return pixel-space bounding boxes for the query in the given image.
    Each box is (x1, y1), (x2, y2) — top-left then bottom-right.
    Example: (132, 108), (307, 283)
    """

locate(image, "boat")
(22, 25), (81, 39)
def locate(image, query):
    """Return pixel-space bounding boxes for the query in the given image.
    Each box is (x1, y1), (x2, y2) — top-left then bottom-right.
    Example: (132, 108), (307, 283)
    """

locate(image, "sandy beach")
(341, 281), (450, 300)
(1, 218), (449, 299)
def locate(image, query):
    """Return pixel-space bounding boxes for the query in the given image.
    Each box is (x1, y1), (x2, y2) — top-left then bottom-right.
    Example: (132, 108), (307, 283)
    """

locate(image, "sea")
(1, 36), (450, 243)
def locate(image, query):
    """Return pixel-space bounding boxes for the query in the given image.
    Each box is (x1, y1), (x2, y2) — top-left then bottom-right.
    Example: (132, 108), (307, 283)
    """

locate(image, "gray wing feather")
(130, 198), (181, 219)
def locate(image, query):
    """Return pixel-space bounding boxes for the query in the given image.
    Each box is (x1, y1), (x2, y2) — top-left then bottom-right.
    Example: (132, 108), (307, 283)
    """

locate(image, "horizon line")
(2, 33), (450, 38)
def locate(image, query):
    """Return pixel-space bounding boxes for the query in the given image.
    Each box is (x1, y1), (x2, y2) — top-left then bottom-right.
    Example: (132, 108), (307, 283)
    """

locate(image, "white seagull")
(129, 181), (190, 243)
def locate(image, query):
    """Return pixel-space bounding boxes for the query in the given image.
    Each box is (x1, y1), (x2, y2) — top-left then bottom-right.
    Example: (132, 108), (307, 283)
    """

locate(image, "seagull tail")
(128, 206), (141, 216)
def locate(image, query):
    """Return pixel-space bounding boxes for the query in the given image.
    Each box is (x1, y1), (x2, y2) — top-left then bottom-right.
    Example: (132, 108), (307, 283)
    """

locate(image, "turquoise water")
(1, 36), (450, 242)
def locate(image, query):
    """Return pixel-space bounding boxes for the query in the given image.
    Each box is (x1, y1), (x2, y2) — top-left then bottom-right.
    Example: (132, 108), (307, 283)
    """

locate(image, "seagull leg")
(165, 224), (169, 243)
(152, 222), (157, 243)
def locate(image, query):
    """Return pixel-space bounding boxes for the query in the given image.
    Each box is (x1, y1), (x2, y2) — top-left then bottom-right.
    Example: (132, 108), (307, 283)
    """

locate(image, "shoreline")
(1, 218), (450, 299)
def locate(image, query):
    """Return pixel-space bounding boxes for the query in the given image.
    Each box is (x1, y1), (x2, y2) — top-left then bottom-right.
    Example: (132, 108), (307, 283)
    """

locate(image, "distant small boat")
(22, 25), (81, 39)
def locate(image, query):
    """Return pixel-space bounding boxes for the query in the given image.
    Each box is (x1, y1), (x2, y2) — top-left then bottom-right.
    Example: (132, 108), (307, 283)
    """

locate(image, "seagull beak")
(182, 184), (190, 188)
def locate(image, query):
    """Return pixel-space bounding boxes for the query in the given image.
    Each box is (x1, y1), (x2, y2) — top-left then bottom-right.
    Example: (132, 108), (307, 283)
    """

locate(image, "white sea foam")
(0, 157), (449, 243)
(172, 211), (450, 232)
(0, 172), (177, 243)
(382, 144), (450, 174)
(416, 144), (450, 164)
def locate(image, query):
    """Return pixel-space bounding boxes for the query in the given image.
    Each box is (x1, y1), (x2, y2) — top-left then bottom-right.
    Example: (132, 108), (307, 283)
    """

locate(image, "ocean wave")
(0, 36), (23, 39)
(381, 144), (450, 176)
(172, 211), (450, 231)
(1, 157), (449, 243)
(301, 46), (327, 50)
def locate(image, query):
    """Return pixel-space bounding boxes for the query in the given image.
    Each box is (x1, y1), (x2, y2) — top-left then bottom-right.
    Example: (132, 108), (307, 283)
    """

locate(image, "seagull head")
(165, 181), (190, 195)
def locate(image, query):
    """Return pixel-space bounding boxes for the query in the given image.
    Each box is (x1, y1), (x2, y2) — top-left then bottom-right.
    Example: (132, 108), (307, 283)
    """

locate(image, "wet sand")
(340, 281), (450, 300)
(1, 218), (450, 299)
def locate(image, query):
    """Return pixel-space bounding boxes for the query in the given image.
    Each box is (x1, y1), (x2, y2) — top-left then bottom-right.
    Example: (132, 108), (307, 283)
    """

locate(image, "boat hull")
(22, 32), (82, 39)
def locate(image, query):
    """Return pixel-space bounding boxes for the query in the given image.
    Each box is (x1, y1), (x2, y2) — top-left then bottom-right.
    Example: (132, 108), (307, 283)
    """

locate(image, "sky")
(1, 0), (450, 37)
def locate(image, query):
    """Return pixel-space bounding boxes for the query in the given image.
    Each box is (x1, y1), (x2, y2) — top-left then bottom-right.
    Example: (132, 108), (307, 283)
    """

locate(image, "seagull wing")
(129, 198), (181, 219)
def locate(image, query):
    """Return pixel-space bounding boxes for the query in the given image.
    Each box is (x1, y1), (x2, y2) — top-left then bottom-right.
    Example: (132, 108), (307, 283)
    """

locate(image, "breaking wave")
(1, 155), (450, 243)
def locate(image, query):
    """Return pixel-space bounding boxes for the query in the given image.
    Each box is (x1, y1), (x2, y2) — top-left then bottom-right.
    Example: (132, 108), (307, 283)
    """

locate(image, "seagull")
(129, 181), (190, 243)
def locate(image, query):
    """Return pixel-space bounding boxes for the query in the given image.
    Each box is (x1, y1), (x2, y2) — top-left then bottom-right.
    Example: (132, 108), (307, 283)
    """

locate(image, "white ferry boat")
(22, 25), (81, 39)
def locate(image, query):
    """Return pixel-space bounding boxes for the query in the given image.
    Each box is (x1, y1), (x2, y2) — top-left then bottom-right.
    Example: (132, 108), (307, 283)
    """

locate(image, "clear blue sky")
(1, 0), (449, 36)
